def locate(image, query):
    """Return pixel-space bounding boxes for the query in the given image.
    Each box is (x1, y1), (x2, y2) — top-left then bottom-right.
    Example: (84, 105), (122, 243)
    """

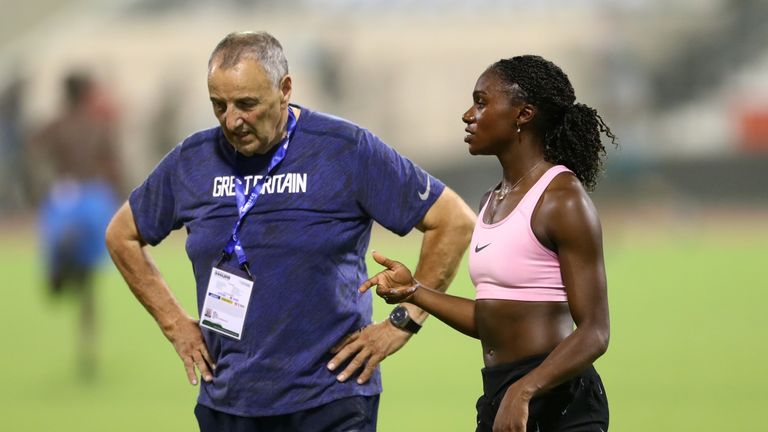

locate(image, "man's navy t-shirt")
(129, 106), (445, 417)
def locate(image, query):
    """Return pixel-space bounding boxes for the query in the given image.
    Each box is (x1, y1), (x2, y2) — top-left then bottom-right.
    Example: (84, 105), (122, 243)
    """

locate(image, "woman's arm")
(410, 283), (478, 338)
(494, 174), (610, 430)
(523, 176), (610, 391)
(359, 251), (479, 338)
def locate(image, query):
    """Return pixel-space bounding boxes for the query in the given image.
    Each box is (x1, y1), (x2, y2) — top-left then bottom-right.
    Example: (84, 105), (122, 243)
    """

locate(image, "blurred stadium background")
(1, 0), (766, 430)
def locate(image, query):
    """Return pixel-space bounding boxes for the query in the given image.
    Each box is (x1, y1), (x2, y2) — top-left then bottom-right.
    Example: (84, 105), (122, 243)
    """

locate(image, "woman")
(360, 55), (616, 432)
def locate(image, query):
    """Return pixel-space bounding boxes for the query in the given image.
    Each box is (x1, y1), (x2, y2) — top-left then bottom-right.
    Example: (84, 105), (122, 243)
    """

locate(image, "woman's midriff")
(476, 299), (573, 367)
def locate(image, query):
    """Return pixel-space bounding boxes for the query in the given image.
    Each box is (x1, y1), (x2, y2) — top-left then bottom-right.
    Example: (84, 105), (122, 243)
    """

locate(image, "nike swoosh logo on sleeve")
(418, 176), (430, 201)
(474, 243), (491, 253)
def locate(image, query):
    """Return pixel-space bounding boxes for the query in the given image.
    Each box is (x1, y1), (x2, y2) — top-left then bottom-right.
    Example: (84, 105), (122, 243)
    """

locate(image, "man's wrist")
(159, 310), (193, 339)
(388, 305), (422, 334)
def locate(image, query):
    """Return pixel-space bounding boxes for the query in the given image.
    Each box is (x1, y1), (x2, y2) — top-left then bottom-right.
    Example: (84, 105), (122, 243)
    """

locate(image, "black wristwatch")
(388, 305), (422, 334)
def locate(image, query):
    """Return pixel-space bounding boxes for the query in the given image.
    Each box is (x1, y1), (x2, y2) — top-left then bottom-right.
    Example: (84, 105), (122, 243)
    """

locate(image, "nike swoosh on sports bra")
(469, 165), (571, 302)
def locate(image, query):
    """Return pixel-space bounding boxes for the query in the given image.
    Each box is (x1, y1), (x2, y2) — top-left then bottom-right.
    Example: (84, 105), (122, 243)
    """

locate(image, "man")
(105, 31), (474, 431)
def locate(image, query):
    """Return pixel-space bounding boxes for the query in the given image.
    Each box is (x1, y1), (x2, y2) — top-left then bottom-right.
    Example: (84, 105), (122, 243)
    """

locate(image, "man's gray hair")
(208, 31), (289, 87)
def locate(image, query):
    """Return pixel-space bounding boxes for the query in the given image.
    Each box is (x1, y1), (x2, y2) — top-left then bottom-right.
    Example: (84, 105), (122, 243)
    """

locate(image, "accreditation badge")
(199, 265), (254, 340)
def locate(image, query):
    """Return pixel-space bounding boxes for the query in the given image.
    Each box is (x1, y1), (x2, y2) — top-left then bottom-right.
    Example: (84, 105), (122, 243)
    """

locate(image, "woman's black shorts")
(475, 353), (609, 432)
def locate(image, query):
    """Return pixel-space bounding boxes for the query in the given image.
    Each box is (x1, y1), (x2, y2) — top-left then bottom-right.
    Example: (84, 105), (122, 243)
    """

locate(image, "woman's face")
(462, 70), (521, 156)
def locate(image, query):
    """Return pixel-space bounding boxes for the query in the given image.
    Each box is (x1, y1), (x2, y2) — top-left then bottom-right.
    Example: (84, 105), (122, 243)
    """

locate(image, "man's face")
(207, 58), (290, 156)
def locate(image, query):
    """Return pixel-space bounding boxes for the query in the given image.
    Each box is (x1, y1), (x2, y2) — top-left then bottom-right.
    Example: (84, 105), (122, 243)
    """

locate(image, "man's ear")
(516, 103), (536, 127)
(279, 74), (292, 106)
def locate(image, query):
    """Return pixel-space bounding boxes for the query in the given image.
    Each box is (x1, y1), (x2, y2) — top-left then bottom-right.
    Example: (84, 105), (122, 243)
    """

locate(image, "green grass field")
(1, 211), (766, 431)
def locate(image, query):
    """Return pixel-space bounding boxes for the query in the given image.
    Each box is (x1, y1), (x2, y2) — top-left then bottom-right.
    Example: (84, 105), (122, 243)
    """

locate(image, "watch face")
(390, 306), (408, 327)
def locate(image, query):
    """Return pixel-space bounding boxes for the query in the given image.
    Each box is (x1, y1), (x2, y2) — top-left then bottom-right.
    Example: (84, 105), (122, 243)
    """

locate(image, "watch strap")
(401, 316), (421, 334)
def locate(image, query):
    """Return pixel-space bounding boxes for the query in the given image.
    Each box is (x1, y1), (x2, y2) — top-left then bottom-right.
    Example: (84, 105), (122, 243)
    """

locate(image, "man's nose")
(462, 109), (474, 124)
(225, 110), (244, 130)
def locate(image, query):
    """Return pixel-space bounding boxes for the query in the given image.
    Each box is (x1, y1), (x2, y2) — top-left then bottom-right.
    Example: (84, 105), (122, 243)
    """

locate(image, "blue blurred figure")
(40, 180), (117, 290)
(28, 71), (121, 379)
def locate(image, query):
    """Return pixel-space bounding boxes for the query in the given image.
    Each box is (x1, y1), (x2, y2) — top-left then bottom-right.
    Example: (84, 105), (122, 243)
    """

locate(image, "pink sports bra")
(469, 165), (572, 302)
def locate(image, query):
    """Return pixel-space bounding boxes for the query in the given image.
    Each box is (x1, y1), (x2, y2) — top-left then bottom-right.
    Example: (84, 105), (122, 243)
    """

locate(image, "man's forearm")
(408, 188), (475, 322)
(412, 222), (469, 291)
(105, 206), (189, 337)
(110, 242), (188, 334)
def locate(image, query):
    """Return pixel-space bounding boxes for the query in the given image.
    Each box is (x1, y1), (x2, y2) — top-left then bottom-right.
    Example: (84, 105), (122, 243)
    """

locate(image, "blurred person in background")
(26, 71), (122, 378)
(105, 31), (474, 431)
(0, 72), (25, 214)
(361, 55), (616, 432)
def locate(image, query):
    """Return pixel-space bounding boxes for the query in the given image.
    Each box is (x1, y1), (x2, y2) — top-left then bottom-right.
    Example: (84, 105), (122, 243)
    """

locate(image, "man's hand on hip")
(166, 316), (216, 385)
(326, 321), (411, 384)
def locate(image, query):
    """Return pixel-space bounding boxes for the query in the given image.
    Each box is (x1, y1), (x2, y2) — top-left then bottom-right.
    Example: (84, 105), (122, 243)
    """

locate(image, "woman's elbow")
(594, 325), (610, 357)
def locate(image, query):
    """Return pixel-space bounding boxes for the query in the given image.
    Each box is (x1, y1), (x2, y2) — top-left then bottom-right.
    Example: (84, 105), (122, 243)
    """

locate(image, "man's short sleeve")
(355, 130), (445, 236)
(129, 145), (183, 245)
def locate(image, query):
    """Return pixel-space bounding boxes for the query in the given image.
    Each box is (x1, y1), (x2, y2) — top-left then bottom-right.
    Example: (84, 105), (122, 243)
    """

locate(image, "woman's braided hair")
(488, 55), (617, 190)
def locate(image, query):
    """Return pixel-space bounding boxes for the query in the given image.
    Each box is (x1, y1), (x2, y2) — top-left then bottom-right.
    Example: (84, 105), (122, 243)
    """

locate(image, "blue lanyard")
(222, 108), (297, 272)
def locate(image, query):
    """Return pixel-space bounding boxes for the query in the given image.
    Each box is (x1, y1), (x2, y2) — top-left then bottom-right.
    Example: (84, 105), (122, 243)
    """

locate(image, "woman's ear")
(516, 103), (536, 127)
